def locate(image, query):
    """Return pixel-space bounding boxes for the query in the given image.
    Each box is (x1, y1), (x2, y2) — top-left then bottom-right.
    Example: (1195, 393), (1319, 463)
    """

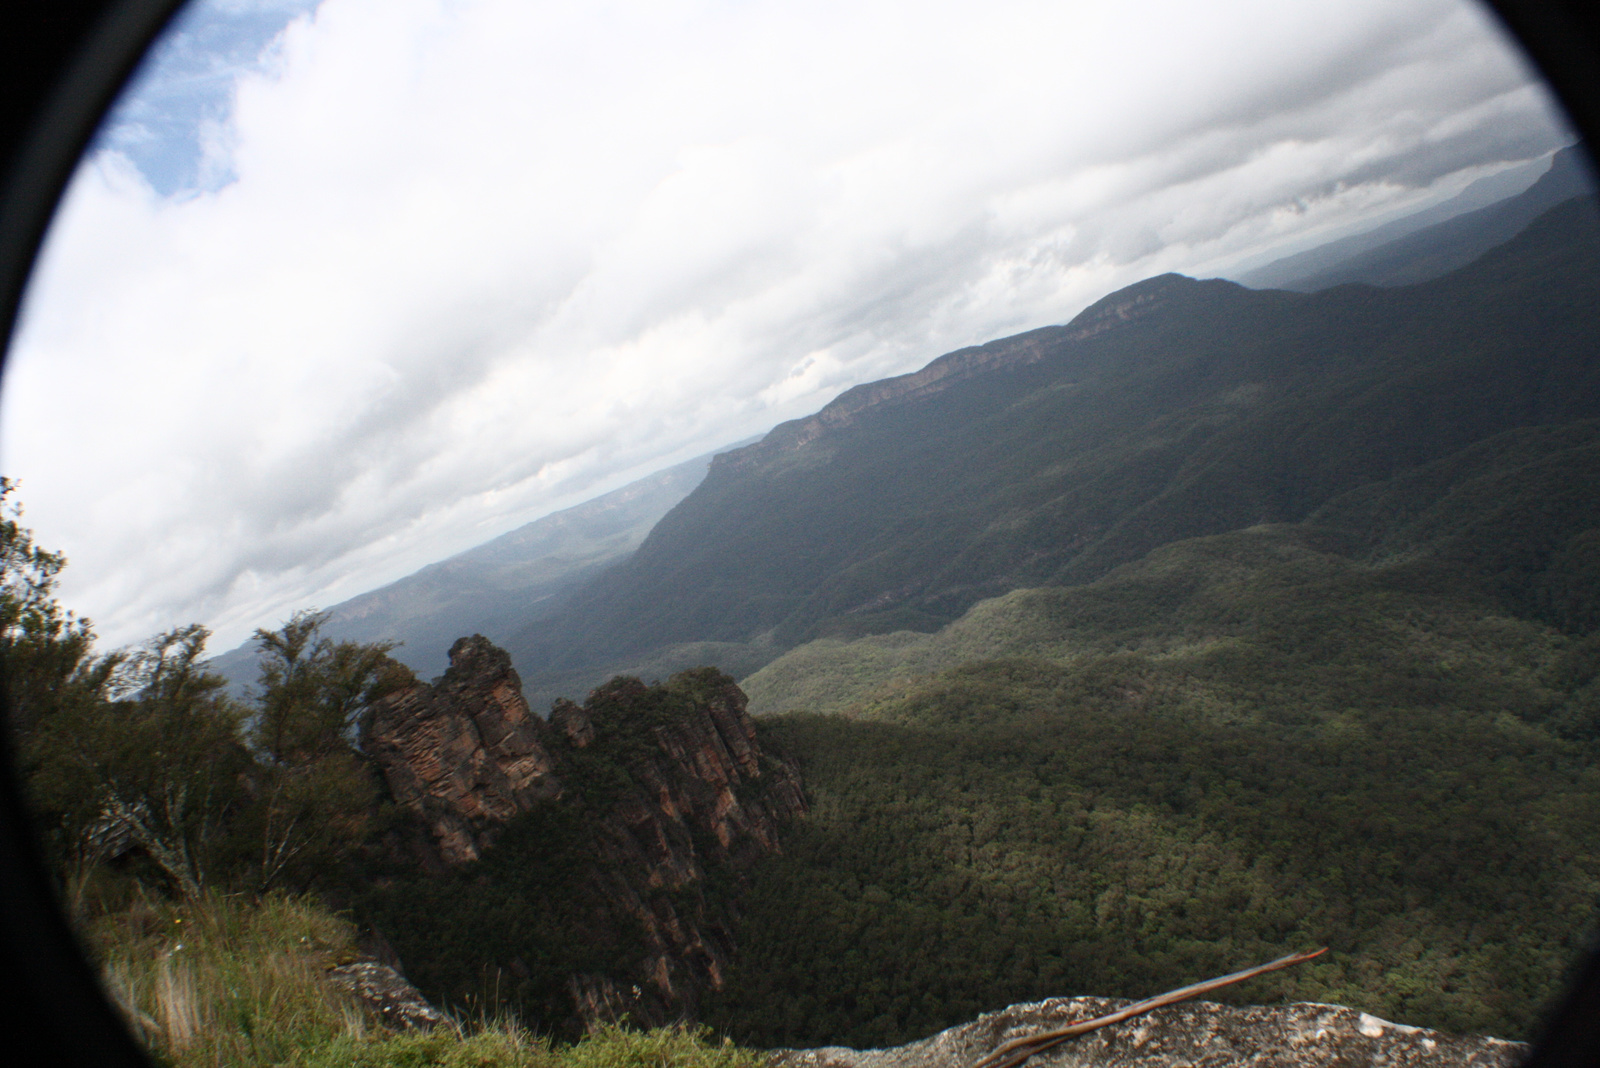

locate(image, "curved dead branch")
(970, 947), (1329, 1068)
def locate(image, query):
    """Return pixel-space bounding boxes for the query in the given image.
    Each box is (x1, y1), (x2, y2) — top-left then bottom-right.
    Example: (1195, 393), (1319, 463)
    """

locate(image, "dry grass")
(75, 885), (768, 1068)
(81, 887), (380, 1065)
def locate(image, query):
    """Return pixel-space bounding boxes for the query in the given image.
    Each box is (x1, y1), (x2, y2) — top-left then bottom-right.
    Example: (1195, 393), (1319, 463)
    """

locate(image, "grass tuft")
(83, 887), (379, 1066)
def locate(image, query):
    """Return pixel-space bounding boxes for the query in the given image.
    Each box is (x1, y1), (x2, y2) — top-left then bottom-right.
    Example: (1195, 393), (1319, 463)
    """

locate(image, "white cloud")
(0, 0), (1572, 653)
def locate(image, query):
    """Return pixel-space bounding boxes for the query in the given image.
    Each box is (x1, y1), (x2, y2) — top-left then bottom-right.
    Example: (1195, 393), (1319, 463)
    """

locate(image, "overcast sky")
(0, 0), (1574, 654)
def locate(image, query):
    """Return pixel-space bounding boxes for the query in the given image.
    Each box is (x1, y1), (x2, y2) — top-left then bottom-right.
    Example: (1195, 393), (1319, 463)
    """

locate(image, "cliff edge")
(780, 996), (1524, 1068)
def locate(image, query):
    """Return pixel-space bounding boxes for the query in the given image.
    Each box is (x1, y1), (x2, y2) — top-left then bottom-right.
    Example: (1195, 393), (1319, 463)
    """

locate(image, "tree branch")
(970, 947), (1328, 1068)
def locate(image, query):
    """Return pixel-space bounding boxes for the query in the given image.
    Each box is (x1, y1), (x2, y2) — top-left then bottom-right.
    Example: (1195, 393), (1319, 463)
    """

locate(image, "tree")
(21, 622), (249, 899)
(93, 625), (248, 897)
(5, 485), (418, 899)
(238, 610), (413, 892)
(0, 478), (101, 738)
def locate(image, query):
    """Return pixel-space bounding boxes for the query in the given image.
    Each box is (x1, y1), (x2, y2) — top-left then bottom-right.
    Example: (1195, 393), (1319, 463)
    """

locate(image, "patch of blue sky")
(92, 0), (323, 197)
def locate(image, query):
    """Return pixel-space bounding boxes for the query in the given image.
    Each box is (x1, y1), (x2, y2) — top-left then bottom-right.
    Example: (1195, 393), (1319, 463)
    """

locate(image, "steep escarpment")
(356, 638), (806, 1032)
(729, 274), (1203, 466)
(549, 670), (808, 1021)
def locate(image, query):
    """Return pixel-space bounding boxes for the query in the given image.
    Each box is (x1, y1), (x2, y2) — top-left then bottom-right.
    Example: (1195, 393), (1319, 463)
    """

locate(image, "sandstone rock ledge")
(776, 998), (1525, 1068)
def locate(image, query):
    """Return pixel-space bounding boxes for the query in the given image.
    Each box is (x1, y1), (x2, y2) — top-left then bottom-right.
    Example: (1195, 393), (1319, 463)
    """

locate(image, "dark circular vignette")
(0, 7), (192, 1065)
(1, 2), (1599, 1066)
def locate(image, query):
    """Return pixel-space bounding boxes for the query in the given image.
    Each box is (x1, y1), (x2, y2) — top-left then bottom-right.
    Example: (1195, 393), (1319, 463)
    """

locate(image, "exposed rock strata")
(362, 644), (806, 1028)
(778, 996), (1525, 1068)
(717, 273), (1202, 466)
(363, 635), (563, 862)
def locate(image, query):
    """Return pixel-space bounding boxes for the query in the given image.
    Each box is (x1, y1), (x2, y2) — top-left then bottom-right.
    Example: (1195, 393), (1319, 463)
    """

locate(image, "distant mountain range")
(1238, 144), (1594, 290)
(211, 146), (1600, 709)
(505, 189), (1600, 706)
(213, 142), (1600, 1045)
(207, 443), (750, 690)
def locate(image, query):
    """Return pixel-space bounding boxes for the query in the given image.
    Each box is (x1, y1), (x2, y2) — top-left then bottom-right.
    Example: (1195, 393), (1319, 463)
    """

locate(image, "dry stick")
(970, 947), (1329, 1068)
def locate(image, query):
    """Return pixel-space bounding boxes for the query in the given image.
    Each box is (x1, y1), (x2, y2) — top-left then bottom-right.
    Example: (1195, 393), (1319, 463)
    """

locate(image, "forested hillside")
(701, 521), (1600, 1048)
(744, 418), (1600, 715)
(708, 404), (1600, 1049)
(509, 195), (1600, 704)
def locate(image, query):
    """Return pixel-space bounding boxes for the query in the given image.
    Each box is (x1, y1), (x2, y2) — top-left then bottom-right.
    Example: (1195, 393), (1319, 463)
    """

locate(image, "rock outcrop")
(779, 996), (1525, 1068)
(554, 670), (808, 1022)
(363, 635), (564, 863)
(327, 960), (450, 1032)
(361, 642), (806, 1028)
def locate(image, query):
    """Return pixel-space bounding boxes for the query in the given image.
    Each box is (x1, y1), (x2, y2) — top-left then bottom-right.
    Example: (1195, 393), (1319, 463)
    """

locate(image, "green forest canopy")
(703, 508), (1600, 1047)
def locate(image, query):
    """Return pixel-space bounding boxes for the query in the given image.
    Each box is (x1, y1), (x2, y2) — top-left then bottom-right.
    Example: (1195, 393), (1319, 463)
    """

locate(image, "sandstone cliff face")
(714, 274), (1204, 469)
(780, 996), (1524, 1068)
(363, 635), (563, 863)
(361, 643), (806, 1028)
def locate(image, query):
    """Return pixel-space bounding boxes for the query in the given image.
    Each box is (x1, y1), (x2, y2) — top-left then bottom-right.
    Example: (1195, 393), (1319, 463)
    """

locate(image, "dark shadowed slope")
(508, 195), (1600, 702)
(744, 417), (1600, 715)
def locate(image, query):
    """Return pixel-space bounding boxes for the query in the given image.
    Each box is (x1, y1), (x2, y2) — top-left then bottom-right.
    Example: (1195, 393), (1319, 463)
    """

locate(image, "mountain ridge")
(211, 157), (1600, 711)
(1240, 143), (1596, 290)
(723, 274), (1201, 469)
(1229, 149), (1552, 289)
(506, 195), (1600, 705)
(205, 442), (754, 689)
